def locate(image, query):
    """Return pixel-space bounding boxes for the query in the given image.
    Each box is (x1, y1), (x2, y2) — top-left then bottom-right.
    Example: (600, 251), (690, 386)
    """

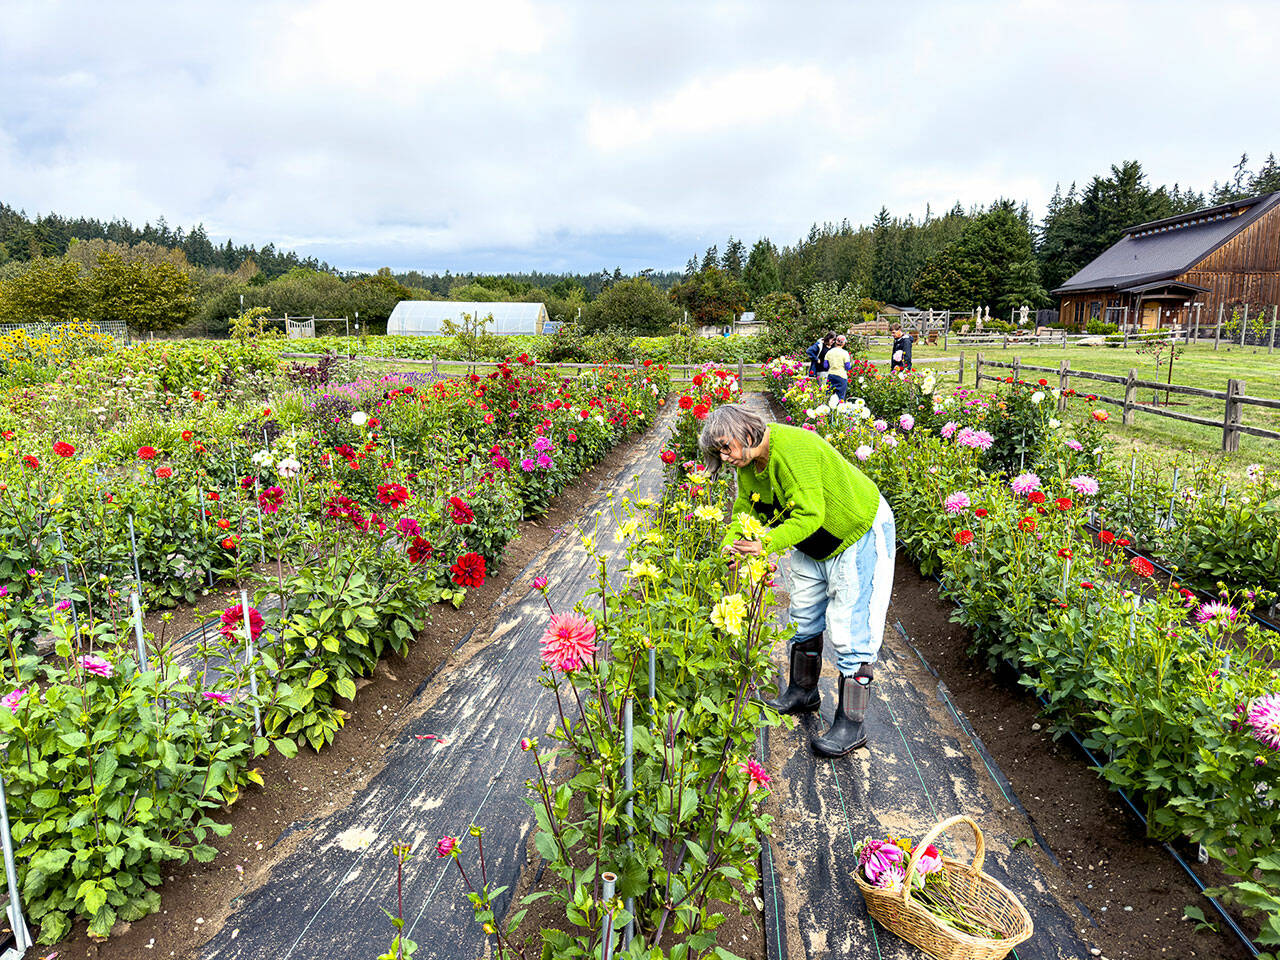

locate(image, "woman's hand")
(730, 539), (763, 557)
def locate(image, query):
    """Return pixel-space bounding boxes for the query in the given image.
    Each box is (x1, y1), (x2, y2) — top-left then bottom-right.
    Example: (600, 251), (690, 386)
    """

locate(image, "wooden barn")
(1052, 190), (1280, 332)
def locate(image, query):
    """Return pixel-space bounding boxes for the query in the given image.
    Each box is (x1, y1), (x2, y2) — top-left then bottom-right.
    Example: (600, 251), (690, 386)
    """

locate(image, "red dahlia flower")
(1017, 516), (1037, 532)
(1027, 491), (1046, 505)
(678, 396), (694, 410)
(408, 537), (434, 564)
(539, 612), (598, 672)
(692, 404), (710, 420)
(1098, 530), (1115, 544)
(448, 496), (474, 525)
(660, 450), (677, 464)
(259, 486), (285, 514)
(377, 483), (411, 507)
(156, 466), (173, 479)
(954, 529), (974, 545)
(450, 551), (486, 587)
(1129, 556), (1155, 578)
(220, 603), (264, 641)
(974, 508), (988, 518)
(1055, 497), (1073, 511)
(53, 441), (75, 457)
(137, 446), (157, 460)
(181, 430), (193, 441)
(1057, 547), (1072, 559)
(22, 455), (38, 470)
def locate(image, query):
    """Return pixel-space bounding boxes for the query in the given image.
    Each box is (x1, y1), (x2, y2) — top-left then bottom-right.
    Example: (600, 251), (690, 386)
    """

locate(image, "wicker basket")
(853, 815), (1034, 960)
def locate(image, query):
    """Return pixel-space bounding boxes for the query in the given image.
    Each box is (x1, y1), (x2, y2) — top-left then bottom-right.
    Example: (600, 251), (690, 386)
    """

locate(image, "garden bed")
(49, 403), (664, 960)
(892, 560), (1253, 960)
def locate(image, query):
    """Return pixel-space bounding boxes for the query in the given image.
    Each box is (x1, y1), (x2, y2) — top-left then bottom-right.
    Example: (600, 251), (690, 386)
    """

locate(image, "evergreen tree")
(700, 245), (719, 272)
(721, 236), (746, 278)
(742, 238), (781, 303)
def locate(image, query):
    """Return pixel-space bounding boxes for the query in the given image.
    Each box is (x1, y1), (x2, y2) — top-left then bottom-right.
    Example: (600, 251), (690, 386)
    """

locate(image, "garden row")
(445, 368), (784, 960)
(0, 329), (669, 944)
(763, 356), (1280, 951)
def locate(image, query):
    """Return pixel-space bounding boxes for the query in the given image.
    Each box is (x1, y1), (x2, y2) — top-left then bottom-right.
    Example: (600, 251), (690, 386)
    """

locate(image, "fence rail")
(973, 353), (1280, 451)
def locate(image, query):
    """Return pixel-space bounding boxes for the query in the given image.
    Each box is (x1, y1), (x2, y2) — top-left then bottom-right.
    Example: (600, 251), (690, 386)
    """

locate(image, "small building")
(386, 300), (548, 336)
(1052, 191), (1280, 331)
(733, 311), (765, 336)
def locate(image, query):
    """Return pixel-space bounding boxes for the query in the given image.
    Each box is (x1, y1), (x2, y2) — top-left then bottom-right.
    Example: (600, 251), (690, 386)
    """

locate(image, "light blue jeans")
(788, 497), (896, 676)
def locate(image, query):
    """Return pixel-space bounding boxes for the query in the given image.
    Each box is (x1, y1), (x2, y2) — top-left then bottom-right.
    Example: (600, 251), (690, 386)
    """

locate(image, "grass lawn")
(906, 340), (1280, 476)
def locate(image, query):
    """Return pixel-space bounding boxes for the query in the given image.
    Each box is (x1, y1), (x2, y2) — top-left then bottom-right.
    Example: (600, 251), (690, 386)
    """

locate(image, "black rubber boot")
(811, 664), (874, 757)
(764, 634), (823, 714)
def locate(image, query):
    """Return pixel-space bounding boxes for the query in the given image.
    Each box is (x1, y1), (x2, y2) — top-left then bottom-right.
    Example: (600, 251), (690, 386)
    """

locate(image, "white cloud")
(0, 0), (1277, 271)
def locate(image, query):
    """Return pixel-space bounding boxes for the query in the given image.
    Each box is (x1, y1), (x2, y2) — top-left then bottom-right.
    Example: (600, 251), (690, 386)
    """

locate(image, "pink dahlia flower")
(202, 691), (232, 705)
(1068, 475), (1100, 496)
(944, 492), (971, 514)
(79, 654), (113, 678)
(939, 421), (958, 440)
(738, 757), (772, 794)
(1011, 472), (1041, 496)
(540, 612), (598, 672)
(1, 688), (25, 713)
(858, 838), (905, 886)
(899, 414), (914, 431)
(873, 419), (888, 433)
(1247, 694), (1280, 751)
(1195, 601), (1238, 624)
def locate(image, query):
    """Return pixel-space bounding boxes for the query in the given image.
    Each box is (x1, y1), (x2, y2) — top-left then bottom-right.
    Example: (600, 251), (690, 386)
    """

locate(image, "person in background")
(806, 331), (836, 379)
(823, 334), (852, 400)
(698, 404), (896, 757)
(889, 321), (913, 372)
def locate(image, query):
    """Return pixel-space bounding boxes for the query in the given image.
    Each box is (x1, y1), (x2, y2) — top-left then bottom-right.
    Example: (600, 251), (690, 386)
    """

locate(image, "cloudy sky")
(2, 0), (1277, 274)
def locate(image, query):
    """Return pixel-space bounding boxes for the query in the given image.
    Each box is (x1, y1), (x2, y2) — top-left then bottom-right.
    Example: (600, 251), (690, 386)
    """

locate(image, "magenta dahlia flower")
(1247, 694), (1280, 751)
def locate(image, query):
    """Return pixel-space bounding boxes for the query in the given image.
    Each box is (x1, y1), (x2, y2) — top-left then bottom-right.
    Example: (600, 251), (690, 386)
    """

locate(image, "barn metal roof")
(1051, 190), (1280, 295)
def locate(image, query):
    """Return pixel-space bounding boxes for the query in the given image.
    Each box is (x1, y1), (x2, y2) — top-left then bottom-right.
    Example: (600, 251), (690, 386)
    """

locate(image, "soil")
(52, 424), (665, 960)
(890, 560), (1254, 960)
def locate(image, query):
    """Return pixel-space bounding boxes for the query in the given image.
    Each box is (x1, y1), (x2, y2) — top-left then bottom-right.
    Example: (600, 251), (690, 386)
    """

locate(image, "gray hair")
(697, 404), (768, 474)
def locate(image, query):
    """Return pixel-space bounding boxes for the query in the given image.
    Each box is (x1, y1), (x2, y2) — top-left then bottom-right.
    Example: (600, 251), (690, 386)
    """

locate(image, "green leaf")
(30, 789), (60, 809)
(273, 738), (299, 758)
(335, 676), (357, 701)
(307, 669), (329, 689)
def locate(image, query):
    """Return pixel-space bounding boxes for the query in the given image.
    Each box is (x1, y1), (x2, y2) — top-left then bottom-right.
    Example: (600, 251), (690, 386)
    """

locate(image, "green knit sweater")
(722, 423), (881, 561)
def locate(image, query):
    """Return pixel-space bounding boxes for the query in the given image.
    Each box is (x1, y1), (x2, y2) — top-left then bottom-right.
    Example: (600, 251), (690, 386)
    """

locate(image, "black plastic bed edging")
(1080, 518), (1280, 634)
(915, 560), (1262, 959)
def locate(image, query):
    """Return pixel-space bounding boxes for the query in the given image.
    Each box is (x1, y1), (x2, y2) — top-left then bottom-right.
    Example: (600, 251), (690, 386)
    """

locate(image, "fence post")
(1062, 328), (1067, 348)
(1123, 325), (1129, 348)
(1271, 305), (1278, 355)
(974, 351), (983, 387)
(737, 358), (744, 382)
(1214, 303), (1223, 351)
(943, 326), (948, 351)
(1058, 359), (1070, 412)
(1002, 332), (1008, 350)
(432, 356), (438, 376)
(957, 350), (965, 384)
(1242, 304), (1250, 347)
(1012, 356), (1021, 383)
(1223, 379), (1246, 452)
(1122, 368), (1137, 426)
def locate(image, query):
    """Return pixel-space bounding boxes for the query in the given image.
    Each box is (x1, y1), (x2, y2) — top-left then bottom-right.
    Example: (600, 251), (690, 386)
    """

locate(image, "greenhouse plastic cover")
(386, 300), (547, 335)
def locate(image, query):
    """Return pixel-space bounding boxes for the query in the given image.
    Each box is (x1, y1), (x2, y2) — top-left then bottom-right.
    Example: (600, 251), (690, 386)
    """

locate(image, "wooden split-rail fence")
(973, 354), (1280, 452)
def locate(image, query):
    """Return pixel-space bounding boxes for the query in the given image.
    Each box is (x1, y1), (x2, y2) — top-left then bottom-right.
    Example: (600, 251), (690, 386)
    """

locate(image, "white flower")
(828, 394), (839, 409)
(855, 445), (873, 461)
(251, 450), (274, 467)
(616, 518), (641, 542)
(351, 411), (369, 426)
(1030, 391), (1045, 405)
(628, 559), (663, 582)
(693, 504), (721, 522)
(1048, 418), (1061, 429)
(277, 456), (302, 478)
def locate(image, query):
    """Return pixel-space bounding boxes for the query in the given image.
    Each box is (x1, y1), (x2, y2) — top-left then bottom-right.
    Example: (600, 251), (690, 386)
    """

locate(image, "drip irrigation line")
(914, 563), (1261, 958)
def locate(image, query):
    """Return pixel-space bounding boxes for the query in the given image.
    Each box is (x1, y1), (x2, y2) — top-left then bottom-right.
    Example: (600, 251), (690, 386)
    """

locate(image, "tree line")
(1, 151), (1277, 334)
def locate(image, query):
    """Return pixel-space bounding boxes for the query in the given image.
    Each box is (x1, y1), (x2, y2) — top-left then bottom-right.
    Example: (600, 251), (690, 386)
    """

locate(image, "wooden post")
(1062, 328), (1067, 348)
(957, 350), (965, 383)
(1241, 304), (1250, 347)
(974, 351), (983, 387)
(1214, 303), (1223, 351)
(1012, 356), (1021, 383)
(1270, 305), (1278, 355)
(737, 358), (745, 382)
(1057, 359), (1070, 412)
(1223, 379), (1246, 452)
(432, 356), (438, 376)
(1002, 332), (1009, 350)
(1122, 368), (1137, 426)
(1123, 325), (1129, 348)
(1193, 305), (1200, 342)
(943, 326), (948, 351)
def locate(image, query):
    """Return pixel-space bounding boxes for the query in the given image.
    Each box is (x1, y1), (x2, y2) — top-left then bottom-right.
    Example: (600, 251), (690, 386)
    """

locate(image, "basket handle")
(899, 814), (985, 905)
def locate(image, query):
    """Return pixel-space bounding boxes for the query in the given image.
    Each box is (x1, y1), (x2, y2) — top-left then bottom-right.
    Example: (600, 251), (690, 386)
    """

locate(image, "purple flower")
(1065, 438), (1084, 452)
(55, 599), (72, 613)
(536, 452), (554, 469)
(533, 436), (553, 453)
(202, 691), (233, 705)
(1, 688), (25, 714)
(520, 458), (535, 472)
(1068, 475), (1100, 496)
(944, 492), (971, 514)
(858, 838), (905, 886)
(395, 517), (421, 539)
(1239, 701), (1280, 752)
